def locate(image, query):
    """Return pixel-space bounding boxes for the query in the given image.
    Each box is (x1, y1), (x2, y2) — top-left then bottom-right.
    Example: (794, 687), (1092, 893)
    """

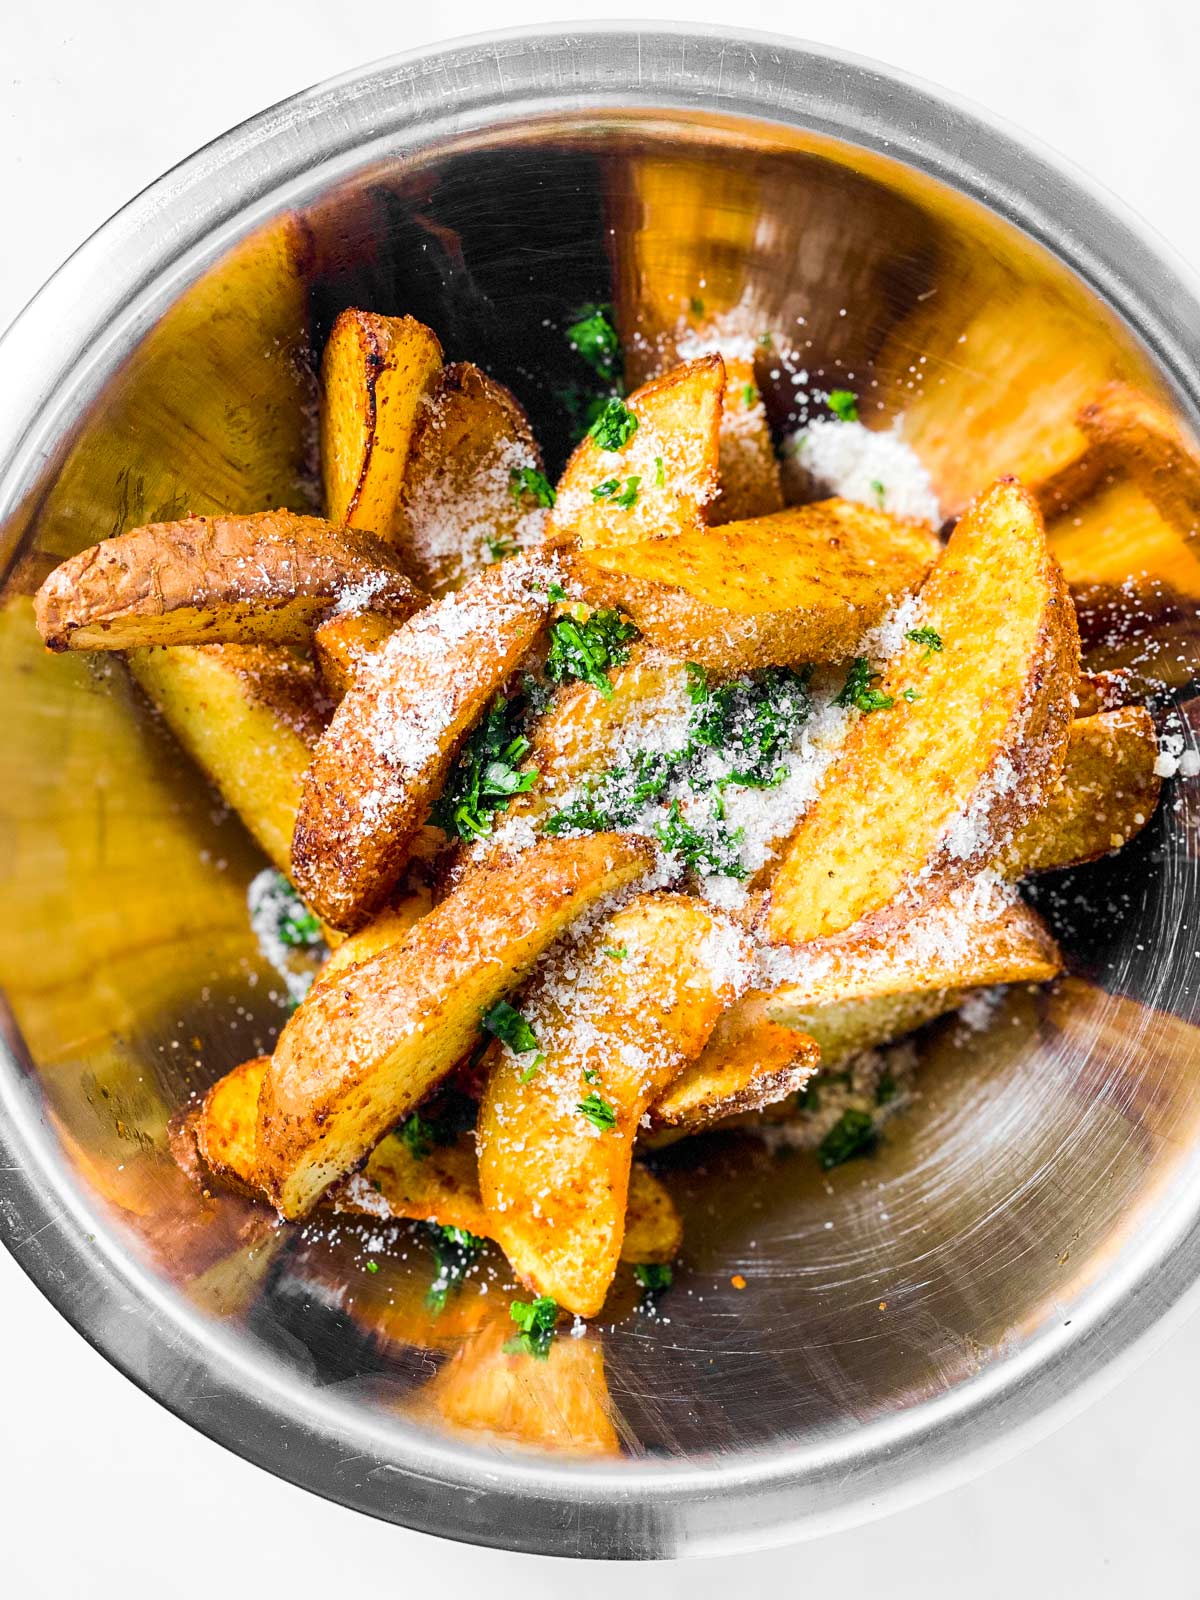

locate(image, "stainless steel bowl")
(3, 24), (1200, 1560)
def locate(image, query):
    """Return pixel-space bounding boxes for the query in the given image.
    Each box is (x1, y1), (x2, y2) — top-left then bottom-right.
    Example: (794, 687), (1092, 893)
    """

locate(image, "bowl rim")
(4, 20), (1200, 1560)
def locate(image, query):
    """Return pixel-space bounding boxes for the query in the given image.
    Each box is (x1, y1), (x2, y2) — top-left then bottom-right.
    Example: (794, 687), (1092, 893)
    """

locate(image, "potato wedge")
(763, 479), (1078, 944)
(195, 1055), (268, 1194)
(1074, 670), (1134, 718)
(568, 500), (939, 673)
(291, 560), (549, 930)
(312, 609), (400, 700)
(393, 361), (548, 595)
(405, 1318), (621, 1456)
(648, 991), (819, 1130)
(548, 355), (724, 549)
(321, 309), (443, 532)
(312, 883), (434, 981)
(127, 642), (326, 875)
(711, 359), (783, 525)
(1048, 477), (1200, 602)
(1005, 706), (1161, 874)
(1078, 380), (1200, 539)
(331, 1129), (682, 1264)
(258, 832), (654, 1218)
(477, 892), (748, 1316)
(765, 893), (1061, 1065)
(35, 511), (423, 652)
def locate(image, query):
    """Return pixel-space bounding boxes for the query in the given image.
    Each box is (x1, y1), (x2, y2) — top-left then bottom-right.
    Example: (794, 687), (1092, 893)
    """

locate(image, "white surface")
(3, 1), (1198, 1592)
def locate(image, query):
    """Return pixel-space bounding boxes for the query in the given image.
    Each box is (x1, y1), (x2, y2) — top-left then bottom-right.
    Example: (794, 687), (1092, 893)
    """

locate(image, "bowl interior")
(3, 91), (1200, 1547)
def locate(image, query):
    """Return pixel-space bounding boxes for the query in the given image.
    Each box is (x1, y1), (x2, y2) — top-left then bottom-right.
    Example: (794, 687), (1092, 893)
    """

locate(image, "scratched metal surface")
(3, 25), (1200, 1559)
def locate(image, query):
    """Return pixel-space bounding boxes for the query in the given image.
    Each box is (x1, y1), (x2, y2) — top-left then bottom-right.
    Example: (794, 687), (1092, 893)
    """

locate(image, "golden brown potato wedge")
(763, 479), (1078, 944)
(1005, 706), (1161, 874)
(321, 309), (443, 532)
(478, 892), (747, 1316)
(312, 609), (401, 701)
(393, 361), (548, 595)
(548, 355), (724, 549)
(569, 500), (940, 672)
(312, 882), (434, 980)
(1078, 380), (1200, 539)
(405, 1318), (622, 1456)
(195, 1055), (268, 1195)
(331, 1129), (681, 1264)
(765, 894), (1061, 1065)
(35, 512), (423, 652)
(648, 991), (819, 1130)
(711, 359), (783, 525)
(127, 642), (326, 875)
(291, 560), (549, 930)
(258, 832), (654, 1219)
(1048, 478), (1200, 602)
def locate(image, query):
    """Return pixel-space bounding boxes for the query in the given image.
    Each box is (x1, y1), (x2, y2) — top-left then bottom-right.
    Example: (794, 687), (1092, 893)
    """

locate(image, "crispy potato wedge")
(648, 991), (819, 1130)
(1078, 380), (1200, 539)
(568, 500), (939, 672)
(331, 1129), (681, 1264)
(195, 1055), (268, 1195)
(1005, 706), (1161, 873)
(127, 642), (326, 874)
(312, 883), (434, 980)
(405, 1318), (622, 1456)
(321, 309), (443, 532)
(478, 892), (747, 1316)
(35, 512), (423, 652)
(258, 832), (654, 1219)
(711, 359), (783, 525)
(312, 609), (401, 700)
(548, 355), (724, 549)
(765, 893), (1062, 1065)
(763, 480), (1078, 944)
(1048, 477), (1200, 602)
(393, 361), (548, 595)
(292, 560), (549, 929)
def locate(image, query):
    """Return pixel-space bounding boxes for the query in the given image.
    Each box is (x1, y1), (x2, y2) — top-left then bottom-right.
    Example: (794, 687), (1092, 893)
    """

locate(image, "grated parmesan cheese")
(785, 418), (942, 528)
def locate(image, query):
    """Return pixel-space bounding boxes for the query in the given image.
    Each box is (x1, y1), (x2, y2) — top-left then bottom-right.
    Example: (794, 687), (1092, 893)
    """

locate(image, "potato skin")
(258, 832), (654, 1219)
(291, 558), (549, 931)
(709, 359), (783, 526)
(649, 992), (819, 1130)
(312, 609), (399, 701)
(35, 511), (423, 652)
(763, 479), (1079, 944)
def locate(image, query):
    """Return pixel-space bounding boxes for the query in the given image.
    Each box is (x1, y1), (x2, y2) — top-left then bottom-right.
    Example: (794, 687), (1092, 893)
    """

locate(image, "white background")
(3, 2), (1199, 1594)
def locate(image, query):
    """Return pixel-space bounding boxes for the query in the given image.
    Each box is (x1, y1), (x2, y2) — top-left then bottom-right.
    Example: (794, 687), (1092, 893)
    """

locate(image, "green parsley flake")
(876, 1071), (898, 1106)
(604, 944), (629, 961)
(758, 331), (773, 348)
(582, 1065), (600, 1085)
(365, 1260), (379, 1274)
(870, 479), (886, 506)
(485, 535), (518, 562)
(591, 477), (620, 501)
(633, 1262), (673, 1291)
(259, 872), (323, 949)
(505, 1295), (559, 1358)
(566, 305), (620, 384)
(546, 581), (568, 602)
(431, 693), (537, 841)
(653, 455), (666, 487)
(835, 657), (894, 714)
(519, 1055), (544, 1084)
(481, 998), (540, 1055)
(398, 1111), (436, 1161)
(742, 382), (756, 408)
(689, 295), (705, 316)
(906, 626), (943, 659)
(588, 396), (639, 452)
(546, 607), (639, 701)
(508, 465), (556, 508)
(577, 1091), (618, 1132)
(902, 688), (921, 703)
(655, 799), (746, 880)
(425, 1222), (485, 1313)
(591, 475), (640, 509)
(817, 1108), (878, 1170)
(828, 389), (858, 422)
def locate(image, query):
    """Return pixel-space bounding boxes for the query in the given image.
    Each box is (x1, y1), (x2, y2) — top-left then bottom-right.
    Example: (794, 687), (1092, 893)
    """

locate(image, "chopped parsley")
(280, 904), (322, 948)
(365, 1259), (380, 1274)
(519, 1057), (544, 1084)
(653, 455), (666, 487)
(876, 1071), (898, 1106)
(481, 998), (539, 1055)
(835, 657), (894, 714)
(827, 389), (859, 422)
(546, 581), (568, 603)
(604, 944), (628, 961)
(485, 534), (518, 562)
(655, 799), (746, 880)
(591, 475), (640, 509)
(758, 331), (773, 348)
(742, 382), (756, 408)
(576, 1091), (618, 1132)
(588, 396), (639, 452)
(425, 1222), (485, 1313)
(817, 1108), (878, 1169)
(566, 304), (620, 385)
(906, 626), (943, 659)
(508, 465), (556, 508)
(546, 606), (639, 701)
(432, 692), (537, 841)
(870, 479), (886, 506)
(582, 1065), (600, 1085)
(902, 688), (921, 703)
(398, 1111), (437, 1162)
(256, 871), (323, 949)
(505, 1295), (559, 1358)
(633, 1262), (673, 1291)
(689, 295), (705, 316)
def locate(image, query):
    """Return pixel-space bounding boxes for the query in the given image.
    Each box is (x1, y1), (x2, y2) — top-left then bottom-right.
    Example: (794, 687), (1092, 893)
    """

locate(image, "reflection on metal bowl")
(2, 24), (1200, 1560)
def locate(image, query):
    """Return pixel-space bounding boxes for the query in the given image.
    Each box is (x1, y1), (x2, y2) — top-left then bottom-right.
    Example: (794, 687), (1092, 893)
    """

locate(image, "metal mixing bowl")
(3, 23), (1200, 1560)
